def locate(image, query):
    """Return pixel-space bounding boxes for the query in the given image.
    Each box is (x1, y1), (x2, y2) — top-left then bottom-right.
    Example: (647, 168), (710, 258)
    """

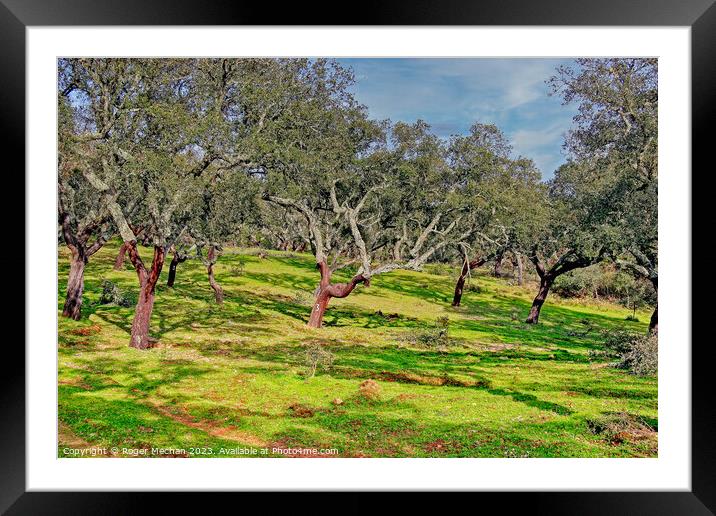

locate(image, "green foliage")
(589, 330), (658, 376)
(552, 264), (656, 307)
(99, 280), (136, 307)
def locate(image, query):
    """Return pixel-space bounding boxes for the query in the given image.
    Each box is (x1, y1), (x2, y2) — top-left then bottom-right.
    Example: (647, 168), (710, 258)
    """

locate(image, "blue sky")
(337, 58), (579, 179)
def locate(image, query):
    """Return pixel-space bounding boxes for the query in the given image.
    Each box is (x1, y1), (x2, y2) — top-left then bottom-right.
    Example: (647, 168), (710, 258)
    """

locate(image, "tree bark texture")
(307, 260), (369, 328)
(452, 257), (486, 307)
(526, 275), (553, 324)
(127, 243), (166, 349)
(207, 246), (224, 304)
(62, 250), (87, 320)
(113, 242), (128, 270)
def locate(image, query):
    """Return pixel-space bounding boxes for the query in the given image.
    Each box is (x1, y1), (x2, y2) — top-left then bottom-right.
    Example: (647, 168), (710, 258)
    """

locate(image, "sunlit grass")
(58, 241), (657, 458)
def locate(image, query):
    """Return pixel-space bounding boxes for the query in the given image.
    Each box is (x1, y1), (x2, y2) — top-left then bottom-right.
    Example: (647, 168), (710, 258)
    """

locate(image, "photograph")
(56, 56), (658, 459)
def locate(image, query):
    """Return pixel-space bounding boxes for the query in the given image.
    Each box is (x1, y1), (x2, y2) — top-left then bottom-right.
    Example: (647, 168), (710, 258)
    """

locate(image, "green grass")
(58, 241), (657, 458)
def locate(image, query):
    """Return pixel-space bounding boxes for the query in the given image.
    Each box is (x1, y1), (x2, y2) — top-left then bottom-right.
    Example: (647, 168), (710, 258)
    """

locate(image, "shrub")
(465, 282), (482, 293)
(230, 258), (246, 276)
(552, 263), (657, 309)
(586, 412), (656, 443)
(99, 280), (136, 307)
(589, 330), (658, 376)
(401, 316), (452, 351)
(292, 290), (311, 306)
(303, 344), (334, 378)
(621, 333), (658, 376)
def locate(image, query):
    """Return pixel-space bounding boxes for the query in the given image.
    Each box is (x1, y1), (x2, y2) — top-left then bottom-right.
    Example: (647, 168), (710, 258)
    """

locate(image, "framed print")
(3, 0), (712, 512)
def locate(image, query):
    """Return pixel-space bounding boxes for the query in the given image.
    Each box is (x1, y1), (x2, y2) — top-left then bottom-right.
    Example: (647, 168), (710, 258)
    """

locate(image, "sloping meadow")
(58, 242), (656, 458)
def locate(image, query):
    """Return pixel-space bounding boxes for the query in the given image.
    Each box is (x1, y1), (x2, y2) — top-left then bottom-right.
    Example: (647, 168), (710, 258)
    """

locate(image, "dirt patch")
(288, 403), (315, 418)
(148, 401), (266, 448)
(423, 438), (462, 454)
(69, 324), (102, 336)
(58, 377), (93, 390)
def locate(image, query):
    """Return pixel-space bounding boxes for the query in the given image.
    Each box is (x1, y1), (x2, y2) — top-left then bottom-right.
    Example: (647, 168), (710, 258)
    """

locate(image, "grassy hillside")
(58, 241), (657, 458)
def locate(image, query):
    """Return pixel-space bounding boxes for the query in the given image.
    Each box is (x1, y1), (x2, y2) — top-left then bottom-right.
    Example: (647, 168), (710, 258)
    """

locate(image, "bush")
(292, 290), (311, 306)
(230, 258), (246, 276)
(400, 316), (452, 351)
(621, 333), (658, 376)
(552, 263), (656, 309)
(586, 412), (656, 443)
(99, 280), (136, 307)
(303, 344), (334, 378)
(589, 330), (657, 376)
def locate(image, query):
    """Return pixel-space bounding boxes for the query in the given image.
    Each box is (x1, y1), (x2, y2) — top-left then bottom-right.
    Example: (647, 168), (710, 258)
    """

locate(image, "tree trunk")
(649, 304), (658, 334)
(128, 244), (165, 349)
(526, 276), (553, 324)
(494, 250), (505, 277)
(207, 246), (224, 304)
(452, 258), (484, 307)
(130, 283), (157, 349)
(513, 253), (524, 286)
(62, 251), (86, 320)
(308, 289), (331, 328)
(113, 242), (128, 270)
(307, 260), (369, 328)
(167, 254), (179, 287)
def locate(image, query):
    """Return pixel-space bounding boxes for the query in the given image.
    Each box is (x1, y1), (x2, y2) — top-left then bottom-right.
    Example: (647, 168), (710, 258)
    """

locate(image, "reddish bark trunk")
(207, 246), (224, 304)
(113, 242), (128, 270)
(649, 304), (658, 334)
(62, 251), (86, 320)
(127, 243), (166, 349)
(452, 257), (486, 307)
(526, 276), (553, 324)
(308, 290), (331, 328)
(307, 260), (369, 328)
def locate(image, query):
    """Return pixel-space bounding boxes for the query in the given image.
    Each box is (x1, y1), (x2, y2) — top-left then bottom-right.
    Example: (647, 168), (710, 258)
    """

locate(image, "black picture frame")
(3, 0), (710, 513)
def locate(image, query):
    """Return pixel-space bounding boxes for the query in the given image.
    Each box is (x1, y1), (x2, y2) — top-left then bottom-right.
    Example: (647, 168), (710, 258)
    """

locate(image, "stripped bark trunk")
(58, 207), (111, 320)
(452, 257), (486, 307)
(114, 242), (128, 270)
(307, 260), (369, 328)
(207, 245), (224, 304)
(127, 243), (165, 349)
(526, 275), (553, 324)
(62, 250), (86, 320)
